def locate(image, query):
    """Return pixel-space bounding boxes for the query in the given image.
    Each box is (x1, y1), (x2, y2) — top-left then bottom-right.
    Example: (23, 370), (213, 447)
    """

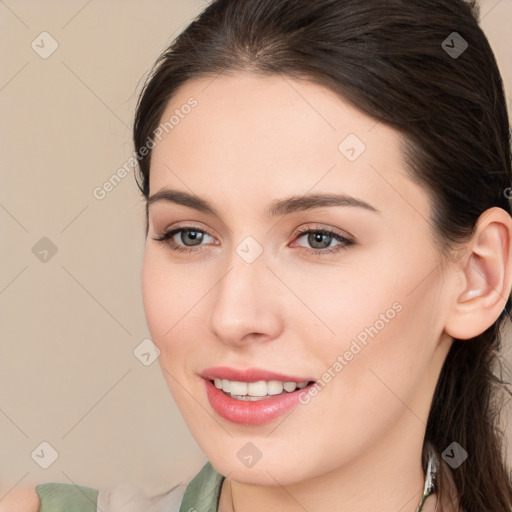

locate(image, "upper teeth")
(213, 378), (308, 396)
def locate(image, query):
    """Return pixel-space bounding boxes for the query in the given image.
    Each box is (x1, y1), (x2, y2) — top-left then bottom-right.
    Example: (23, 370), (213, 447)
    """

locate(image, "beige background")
(1, 0), (511, 498)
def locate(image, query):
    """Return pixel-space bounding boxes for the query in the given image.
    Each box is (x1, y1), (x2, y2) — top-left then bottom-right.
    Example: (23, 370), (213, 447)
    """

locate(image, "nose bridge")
(209, 239), (282, 344)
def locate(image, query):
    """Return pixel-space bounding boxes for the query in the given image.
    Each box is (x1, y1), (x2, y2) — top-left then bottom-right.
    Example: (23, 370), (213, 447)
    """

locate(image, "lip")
(200, 367), (315, 426)
(200, 366), (314, 383)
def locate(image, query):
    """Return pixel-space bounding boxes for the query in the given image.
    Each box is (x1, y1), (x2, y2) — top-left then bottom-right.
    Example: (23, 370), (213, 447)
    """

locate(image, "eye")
(152, 225), (216, 254)
(292, 224), (354, 255)
(152, 223), (355, 256)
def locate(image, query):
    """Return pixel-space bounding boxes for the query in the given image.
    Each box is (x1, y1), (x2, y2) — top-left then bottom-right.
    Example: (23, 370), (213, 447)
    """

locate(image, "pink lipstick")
(200, 367), (315, 425)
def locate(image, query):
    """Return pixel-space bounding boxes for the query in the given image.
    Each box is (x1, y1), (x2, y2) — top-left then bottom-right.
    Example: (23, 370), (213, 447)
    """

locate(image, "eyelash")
(152, 224), (355, 256)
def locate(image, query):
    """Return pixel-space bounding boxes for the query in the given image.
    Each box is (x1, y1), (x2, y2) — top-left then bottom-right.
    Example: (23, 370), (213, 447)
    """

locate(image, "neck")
(220, 419), (428, 512)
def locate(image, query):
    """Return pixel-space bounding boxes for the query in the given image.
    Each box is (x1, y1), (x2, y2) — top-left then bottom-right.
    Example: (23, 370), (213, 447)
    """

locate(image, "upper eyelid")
(159, 223), (352, 244)
(295, 224), (352, 238)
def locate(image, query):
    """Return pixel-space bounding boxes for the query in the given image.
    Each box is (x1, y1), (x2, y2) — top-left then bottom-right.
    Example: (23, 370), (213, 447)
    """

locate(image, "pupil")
(184, 230), (202, 245)
(309, 232), (330, 249)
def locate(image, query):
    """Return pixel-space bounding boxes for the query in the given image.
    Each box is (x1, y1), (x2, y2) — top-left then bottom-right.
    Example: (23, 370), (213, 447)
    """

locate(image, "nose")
(209, 250), (284, 347)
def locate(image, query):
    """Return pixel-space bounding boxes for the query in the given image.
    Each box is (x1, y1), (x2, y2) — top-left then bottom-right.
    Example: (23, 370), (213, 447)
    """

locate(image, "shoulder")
(0, 486), (40, 512)
(0, 483), (99, 512)
(96, 463), (216, 512)
(34, 482), (98, 511)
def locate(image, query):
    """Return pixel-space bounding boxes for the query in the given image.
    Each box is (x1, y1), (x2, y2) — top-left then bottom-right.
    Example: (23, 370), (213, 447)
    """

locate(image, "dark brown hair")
(133, 1), (512, 510)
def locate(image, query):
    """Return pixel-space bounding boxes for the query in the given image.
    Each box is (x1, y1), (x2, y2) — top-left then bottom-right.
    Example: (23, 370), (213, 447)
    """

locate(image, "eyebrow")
(146, 188), (380, 217)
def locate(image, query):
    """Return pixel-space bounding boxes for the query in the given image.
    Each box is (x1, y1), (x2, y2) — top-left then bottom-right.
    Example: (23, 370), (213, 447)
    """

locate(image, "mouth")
(200, 367), (317, 425)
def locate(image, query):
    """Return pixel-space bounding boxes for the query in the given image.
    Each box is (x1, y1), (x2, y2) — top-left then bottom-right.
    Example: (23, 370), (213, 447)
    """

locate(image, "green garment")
(35, 459), (435, 512)
(178, 461), (224, 511)
(35, 482), (99, 512)
(177, 461), (436, 512)
(34, 464), (222, 512)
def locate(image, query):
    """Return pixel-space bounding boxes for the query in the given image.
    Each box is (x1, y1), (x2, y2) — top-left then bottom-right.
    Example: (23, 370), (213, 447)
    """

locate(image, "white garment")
(96, 480), (188, 512)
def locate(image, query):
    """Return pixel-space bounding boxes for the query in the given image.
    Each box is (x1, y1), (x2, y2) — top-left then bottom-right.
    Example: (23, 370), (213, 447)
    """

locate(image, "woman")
(9, 0), (512, 511)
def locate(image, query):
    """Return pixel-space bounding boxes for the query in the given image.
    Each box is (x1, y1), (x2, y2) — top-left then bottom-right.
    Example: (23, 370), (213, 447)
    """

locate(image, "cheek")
(141, 249), (189, 350)
(141, 247), (212, 375)
(141, 251), (168, 341)
(141, 251), (195, 404)
(320, 275), (442, 424)
(299, 251), (442, 403)
(306, 242), (441, 359)
(290, 267), (401, 361)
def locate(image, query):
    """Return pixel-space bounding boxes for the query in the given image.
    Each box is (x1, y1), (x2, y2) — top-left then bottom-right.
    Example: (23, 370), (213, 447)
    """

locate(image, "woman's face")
(141, 71), (454, 485)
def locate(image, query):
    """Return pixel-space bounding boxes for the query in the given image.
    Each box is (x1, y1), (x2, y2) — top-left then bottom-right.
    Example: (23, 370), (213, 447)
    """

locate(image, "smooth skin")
(0, 487), (39, 512)
(141, 71), (512, 512)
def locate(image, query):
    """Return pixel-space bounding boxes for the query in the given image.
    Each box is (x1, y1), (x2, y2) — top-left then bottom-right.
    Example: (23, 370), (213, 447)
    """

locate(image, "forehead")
(148, 71), (428, 222)
(152, 71), (388, 168)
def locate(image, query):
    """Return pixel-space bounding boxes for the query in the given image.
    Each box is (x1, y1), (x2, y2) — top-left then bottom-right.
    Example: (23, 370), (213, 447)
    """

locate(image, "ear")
(444, 207), (512, 340)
